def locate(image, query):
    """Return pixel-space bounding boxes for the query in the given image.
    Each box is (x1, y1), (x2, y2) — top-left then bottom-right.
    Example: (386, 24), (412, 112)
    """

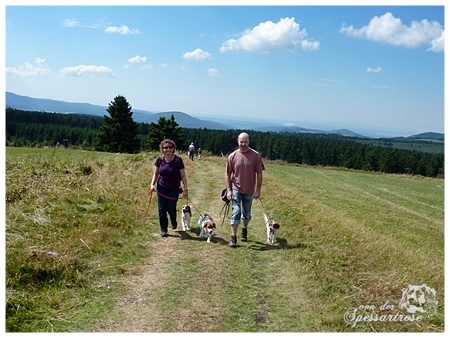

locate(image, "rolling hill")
(407, 132), (444, 141)
(5, 92), (229, 130)
(4, 91), (365, 135)
(5, 91), (444, 140)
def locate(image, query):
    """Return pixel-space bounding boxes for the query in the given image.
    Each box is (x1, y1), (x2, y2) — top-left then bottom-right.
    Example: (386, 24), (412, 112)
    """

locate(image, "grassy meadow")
(4, 146), (444, 332)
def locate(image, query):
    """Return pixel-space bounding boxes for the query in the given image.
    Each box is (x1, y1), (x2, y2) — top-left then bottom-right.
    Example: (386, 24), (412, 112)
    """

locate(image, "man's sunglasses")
(163, 146), (174, 149)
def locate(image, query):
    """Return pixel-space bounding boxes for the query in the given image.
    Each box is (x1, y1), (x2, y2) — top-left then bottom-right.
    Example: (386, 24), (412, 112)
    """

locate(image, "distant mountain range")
(395, 132), (444, 141)
(5, 91), (444, 140)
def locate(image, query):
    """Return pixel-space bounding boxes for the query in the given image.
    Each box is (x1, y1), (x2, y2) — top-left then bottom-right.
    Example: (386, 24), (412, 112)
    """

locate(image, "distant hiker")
(225, 132), (265, 247)
(197, 147), (203, 160)
(188, 142), (195, 161)
(150, 139), (189, 237)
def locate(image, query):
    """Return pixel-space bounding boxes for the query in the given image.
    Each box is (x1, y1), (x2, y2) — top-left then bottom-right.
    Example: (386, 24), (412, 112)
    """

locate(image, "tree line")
(183, 128), (444, 177)
(5, 106), (444, 178)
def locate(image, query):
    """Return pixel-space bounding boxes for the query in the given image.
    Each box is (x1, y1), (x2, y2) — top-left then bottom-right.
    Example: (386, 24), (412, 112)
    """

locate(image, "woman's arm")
(179, 168), (188, 198)
(150, 165), (159, 192)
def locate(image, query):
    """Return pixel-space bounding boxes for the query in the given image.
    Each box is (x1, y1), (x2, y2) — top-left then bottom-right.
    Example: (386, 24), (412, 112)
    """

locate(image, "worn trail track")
(90, 157), (298, 332)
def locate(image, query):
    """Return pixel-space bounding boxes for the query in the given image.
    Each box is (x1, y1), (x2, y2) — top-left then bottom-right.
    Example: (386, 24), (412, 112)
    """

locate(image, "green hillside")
(6, 108), (444, 177)
(5, 147), (444, 332)
(408, 132), (444, 141)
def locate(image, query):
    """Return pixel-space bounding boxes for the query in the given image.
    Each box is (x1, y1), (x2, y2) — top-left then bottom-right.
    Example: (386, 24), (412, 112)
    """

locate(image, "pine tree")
(95, 95), (140, 153)
(146, 115), (184, 151)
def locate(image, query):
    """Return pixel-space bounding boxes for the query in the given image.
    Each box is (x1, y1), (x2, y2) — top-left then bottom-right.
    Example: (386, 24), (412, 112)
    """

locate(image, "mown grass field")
(4, 147), (444, 332)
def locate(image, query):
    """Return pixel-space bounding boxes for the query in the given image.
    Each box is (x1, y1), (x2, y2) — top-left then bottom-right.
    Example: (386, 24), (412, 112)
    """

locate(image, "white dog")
(264, 213), (280, 244)
(198, 214), (216, 243)
(181, 205), (192, 231)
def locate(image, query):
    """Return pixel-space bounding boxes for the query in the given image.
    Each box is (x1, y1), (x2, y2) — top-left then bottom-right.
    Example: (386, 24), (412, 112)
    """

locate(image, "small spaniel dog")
(181, 205), (192, 231)
(264, 213), (280, 244)
(198, 214), (216, 243)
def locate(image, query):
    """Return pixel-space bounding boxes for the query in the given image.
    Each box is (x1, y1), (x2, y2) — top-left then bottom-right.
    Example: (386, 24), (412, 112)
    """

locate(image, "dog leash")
(218, 188), (232, 226)
(156, 190), (181, 201)
(187, 196), (202, 217)
(259, 198), (266, 213)
(142, 190), (154, 224)
(259, 198), (271, 221)
(142, 189), (187, 224)
(219, 200), (230, 226)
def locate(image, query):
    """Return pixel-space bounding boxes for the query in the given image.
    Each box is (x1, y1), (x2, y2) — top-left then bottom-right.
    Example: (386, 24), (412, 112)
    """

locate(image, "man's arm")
(254, 172), (262, 199)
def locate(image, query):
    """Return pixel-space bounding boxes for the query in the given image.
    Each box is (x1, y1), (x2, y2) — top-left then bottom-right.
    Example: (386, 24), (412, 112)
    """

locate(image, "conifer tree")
(146, 115), (184, 151)
(95, 95), (140, 153)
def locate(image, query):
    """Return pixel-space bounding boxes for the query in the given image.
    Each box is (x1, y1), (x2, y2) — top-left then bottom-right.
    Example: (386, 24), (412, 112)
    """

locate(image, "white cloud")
(105, 25), (141, 35)
(220, 17), (319, 53)
(366, 67), (382, 73)
(62, 18), (108, 30)
(63, 19), (80, 28)
(208, 68), (221, 77)
(35, 57), (46, 66)
(128, 55), (147, 63)
(126, 55), (152, 70)
(161, 63), (169, 67)
(6, 58), (50, 78)
(428, 31), (444, 52)
(340, 12), (444, 52)
(59, 65), (116, 77)
(183, 48), (212, 61)
(301, 39), (320, 51)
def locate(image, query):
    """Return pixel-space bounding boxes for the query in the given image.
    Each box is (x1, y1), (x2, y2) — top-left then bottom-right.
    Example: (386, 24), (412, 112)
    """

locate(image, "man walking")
(225, 132), (264, 247)
(188, 142), (195, 161)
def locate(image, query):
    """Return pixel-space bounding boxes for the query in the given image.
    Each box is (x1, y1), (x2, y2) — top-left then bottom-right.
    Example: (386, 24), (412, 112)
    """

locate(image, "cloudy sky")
(3, 1), (445, 137)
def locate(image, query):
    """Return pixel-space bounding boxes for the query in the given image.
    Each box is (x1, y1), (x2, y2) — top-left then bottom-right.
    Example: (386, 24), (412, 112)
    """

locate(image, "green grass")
(5, 147), (444, 332)
(359, 139), (444, 154)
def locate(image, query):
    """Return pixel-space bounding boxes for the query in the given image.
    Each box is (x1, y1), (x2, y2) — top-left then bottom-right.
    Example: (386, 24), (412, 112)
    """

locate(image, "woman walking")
(150, 139), (189, 237)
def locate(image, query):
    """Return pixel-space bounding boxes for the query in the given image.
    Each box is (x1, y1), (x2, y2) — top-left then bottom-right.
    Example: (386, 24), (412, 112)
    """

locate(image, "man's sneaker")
(228, 235), (237, 248)
(241, 228), (248, 242)
(172, 222), (177, 230)
(161, 232), (168, 237)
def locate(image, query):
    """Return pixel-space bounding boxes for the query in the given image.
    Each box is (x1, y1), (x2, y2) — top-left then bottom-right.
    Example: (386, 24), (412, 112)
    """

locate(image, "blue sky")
(3, 1), (446, 137)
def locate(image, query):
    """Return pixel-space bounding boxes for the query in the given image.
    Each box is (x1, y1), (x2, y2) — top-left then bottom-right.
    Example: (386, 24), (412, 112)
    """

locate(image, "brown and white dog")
(264, 213), (280, 244)
(181, 205), (192, 231)
(198, 214), (216, 243)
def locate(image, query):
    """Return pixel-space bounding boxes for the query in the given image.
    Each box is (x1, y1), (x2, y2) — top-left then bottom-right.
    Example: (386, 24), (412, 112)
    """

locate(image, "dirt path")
(90, 157), (231, 332)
